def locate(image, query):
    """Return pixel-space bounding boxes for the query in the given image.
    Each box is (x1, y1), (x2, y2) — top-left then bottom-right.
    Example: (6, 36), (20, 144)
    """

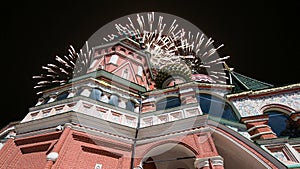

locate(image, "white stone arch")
(260, 103), (295, 116)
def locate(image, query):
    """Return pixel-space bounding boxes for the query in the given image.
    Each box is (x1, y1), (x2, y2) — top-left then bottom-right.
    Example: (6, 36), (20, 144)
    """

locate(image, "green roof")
(230, 71), (274, 93)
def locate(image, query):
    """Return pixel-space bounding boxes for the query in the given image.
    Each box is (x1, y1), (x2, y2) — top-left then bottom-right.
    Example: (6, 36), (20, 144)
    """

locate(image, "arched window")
(126, 100), (136, 112)
(43, 96), (50, 104)
(56, 91), (69, 101)
(109, 94), (119, 106)
(137, 66), (143, 76)
(265, 110), (300, 138)
(89, 88), (103, 101)
(109, 54), (119, 64)
(122, 68), (129, 79)
(196, 93), (238, 122)
(222, 104), (239, 121)
(156, 97), (181, 111)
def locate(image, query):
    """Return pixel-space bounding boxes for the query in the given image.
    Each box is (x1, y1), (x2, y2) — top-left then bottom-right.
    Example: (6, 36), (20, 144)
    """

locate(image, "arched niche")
(262, 105), (299, 138)
(89, 88), (103, 101)
(196, 93), (239, 122)
(156, 96), (181, 111)
(211, 126), (284, 169)
(141, 142), (196, 169)
(56, 90), (70, 101)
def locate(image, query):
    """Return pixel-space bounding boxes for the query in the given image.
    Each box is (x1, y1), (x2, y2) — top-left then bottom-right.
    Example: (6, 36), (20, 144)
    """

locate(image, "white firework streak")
(33, 41), (92, 95)
(104, 12), (229, 84)
(34, 12), (230, 94)
(104, 12), (183, 69)
(179, 30), (229, 84)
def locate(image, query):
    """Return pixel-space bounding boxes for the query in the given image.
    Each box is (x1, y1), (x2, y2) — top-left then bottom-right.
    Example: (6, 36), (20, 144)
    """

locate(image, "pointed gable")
(112, 61), (138, 83)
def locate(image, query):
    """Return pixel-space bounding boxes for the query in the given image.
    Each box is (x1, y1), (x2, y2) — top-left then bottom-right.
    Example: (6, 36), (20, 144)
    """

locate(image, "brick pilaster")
(241, 114), (276, 140)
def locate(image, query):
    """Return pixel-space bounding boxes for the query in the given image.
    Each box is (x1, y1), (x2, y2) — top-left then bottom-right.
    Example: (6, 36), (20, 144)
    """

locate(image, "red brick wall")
(0, 131), (61, 169)
(0, 128), (232, 169)
(0, 129), (133, 169)
(53, 130), (132, 169)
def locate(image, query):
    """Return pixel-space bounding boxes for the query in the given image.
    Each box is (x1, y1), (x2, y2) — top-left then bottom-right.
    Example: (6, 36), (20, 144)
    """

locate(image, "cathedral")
(0, 12), (299, 169)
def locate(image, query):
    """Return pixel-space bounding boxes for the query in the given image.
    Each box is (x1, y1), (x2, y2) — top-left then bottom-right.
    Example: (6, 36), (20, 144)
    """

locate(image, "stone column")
(179, 89), (197, 105)
(141, 102), (155, 113)
(193, 132), (224, 169)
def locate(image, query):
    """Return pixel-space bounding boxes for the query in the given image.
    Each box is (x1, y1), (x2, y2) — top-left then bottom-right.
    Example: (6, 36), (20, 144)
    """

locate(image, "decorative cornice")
(144, 81), (233, 97)
(227, 83), (300, 99)
(0, 126), (15, 138)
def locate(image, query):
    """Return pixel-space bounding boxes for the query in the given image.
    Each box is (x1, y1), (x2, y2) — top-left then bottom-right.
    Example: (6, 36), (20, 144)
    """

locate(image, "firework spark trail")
(34, 12), (230, 94)
(104, 12), (186, 69)
(176, 28), (229, 84)
(103, 12), (230, 84)
(33, 41), (92, 95)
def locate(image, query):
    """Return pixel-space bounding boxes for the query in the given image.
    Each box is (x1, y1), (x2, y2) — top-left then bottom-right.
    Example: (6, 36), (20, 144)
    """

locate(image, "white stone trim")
(247, 124), (270, 132)
(243, 118), (269, 124)
(0, 127), (15, 137)
(179, 88), (194, 94)
(47, 152), (59, 162)
(285, 143), (300, 162)
(262, 143), (300, 164)
(250, 131), (275, 139)
(109, 54), (119, 64)
(194, 156), (224, 168)
(227, 83), (300, 98)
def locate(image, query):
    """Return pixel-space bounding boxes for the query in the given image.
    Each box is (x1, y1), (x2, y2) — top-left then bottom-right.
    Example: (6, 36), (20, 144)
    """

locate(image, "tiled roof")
(230, 71), (274, 93)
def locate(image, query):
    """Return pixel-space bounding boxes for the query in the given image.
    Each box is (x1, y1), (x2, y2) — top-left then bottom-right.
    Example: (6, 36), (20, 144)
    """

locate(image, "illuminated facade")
(0, 12), (300, 169)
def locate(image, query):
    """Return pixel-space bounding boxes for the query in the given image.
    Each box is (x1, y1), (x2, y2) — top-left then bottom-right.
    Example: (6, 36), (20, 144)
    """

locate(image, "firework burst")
(33, 42), (92, 95)
(34, 12), (230, 94)
(178, 30), (229, 84)
(104, 12), (229, 84)
(104, 12), (183, 69)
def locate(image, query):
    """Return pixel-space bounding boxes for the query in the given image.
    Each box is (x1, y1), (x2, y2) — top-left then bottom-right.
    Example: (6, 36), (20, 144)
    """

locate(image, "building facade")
(1, 13), (300, 169)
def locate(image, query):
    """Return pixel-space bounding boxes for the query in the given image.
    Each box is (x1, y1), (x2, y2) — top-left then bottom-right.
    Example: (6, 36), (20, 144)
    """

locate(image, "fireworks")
(104, 12), (182, 69)
(33, 42), (92, 95)
(104, 12), (229, 84)
(34, 12), (230, 94)
(178, 30), (229, 83)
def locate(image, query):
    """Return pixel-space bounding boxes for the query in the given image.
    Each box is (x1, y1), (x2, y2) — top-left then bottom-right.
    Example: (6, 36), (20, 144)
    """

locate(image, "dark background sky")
(0, 1), (299, 128)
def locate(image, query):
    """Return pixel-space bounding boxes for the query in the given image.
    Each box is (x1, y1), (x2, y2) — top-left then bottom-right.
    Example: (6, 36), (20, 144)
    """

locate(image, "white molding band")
(194, 156), (224, 168)
(250, 131), (275, 139)
(0, 127), (15, 137)
(247, 124), (270, 132)
(243, 118), (269, 124)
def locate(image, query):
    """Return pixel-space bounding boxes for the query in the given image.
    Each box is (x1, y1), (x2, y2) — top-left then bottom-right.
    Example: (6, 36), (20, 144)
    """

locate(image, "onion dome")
(155, 63), (191, 89)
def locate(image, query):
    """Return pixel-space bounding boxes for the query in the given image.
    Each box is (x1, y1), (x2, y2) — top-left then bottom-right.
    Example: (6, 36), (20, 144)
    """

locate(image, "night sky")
(1, 1), (299, 128)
